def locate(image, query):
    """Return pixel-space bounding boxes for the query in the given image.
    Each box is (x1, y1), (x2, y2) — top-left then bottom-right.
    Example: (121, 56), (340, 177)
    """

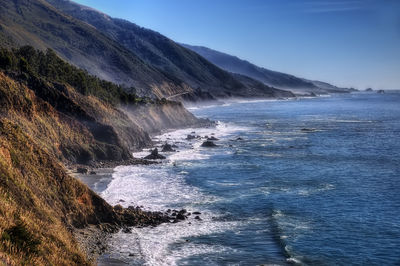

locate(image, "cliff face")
(0, 71), (149, 165)
(122, 101), (206, 134)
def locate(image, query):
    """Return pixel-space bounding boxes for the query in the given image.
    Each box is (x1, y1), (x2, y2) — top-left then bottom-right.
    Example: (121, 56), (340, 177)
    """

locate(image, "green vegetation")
(0, 46), (145, 105)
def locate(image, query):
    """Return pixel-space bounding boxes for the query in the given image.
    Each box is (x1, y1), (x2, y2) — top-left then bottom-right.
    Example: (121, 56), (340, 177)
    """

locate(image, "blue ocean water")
(100, 92), (400, 265)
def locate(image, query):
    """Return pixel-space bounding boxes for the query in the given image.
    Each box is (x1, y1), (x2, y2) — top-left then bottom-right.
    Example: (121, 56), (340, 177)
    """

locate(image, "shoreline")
(70, 121), (221, 264)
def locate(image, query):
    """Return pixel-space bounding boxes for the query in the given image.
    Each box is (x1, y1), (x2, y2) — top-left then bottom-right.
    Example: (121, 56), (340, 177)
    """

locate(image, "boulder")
(77, 167), (88, 174)
(176, 213), (186, 220)
(186, 134), (196, 140)
(201, 141), (218, 147)
(161, 143), (175, 152)
(144, 148), (166, 160)
(207, 136), (219, 141)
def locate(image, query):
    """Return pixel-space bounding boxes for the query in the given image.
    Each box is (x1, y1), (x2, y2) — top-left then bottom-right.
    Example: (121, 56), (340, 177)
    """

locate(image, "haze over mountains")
(182, 44), (355, 95)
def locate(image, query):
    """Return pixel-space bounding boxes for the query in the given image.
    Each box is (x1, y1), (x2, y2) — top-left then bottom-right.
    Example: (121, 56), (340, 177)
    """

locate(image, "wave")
(100, 121), (255, 265)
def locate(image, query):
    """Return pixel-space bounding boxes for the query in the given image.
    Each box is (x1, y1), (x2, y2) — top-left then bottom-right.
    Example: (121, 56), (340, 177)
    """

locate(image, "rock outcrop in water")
(144, 148), (166, 160)
(161, 143), (176, 152)
(201, 140), (218, 147)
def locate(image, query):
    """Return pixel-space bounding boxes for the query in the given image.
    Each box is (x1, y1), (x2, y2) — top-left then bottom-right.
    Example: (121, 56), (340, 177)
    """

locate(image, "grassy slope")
(0, 71), (149, 164)
(0, 118), (117, 265)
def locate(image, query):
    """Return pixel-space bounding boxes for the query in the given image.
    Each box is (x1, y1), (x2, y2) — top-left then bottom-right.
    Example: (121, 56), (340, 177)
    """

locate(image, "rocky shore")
(72, 204), (203, 263)
(68, 130), (212, 263)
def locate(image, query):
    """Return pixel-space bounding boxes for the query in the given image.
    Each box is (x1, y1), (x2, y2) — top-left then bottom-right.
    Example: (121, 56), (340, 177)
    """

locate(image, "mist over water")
(100, 92), (400, 265)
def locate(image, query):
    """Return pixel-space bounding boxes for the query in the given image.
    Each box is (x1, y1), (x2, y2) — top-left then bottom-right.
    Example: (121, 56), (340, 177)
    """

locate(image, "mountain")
(43, 0), (294, 100)
(0, 0), (192, 98)
(182, 44), (354, 95)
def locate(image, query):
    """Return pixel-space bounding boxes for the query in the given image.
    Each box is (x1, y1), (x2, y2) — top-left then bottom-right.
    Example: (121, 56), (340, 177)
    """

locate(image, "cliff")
(0, 46), (204, 264)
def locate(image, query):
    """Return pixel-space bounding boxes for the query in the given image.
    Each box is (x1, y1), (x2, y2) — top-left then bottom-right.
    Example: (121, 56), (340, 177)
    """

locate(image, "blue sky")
(74, 0), (400, 90)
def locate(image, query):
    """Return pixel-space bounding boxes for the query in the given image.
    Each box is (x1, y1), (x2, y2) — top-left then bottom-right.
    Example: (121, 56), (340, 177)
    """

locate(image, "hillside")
(0, 46), (199, 164)
(44, 0), (294, 100)
(182, 44), (354, 95)
(0, 0), (192, 98)
(0, 45), (203, 264)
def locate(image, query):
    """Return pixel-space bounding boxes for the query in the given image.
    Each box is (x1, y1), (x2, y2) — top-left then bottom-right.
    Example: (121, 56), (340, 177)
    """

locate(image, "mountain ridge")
(0, 0), (192, 98)
(182, 44), (355, 95)
(44, 0), (294, 100)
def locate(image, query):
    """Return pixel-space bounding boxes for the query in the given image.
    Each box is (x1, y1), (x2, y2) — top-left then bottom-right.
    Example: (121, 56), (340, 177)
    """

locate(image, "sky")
(74, 0), (400, 90)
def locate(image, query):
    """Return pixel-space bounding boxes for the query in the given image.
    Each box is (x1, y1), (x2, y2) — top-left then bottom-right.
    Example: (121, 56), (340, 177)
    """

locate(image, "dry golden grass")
(0, 120), (93, 265)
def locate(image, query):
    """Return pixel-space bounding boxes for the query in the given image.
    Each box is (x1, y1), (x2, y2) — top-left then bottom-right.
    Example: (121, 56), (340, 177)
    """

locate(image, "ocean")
(96, 92), (400, 265)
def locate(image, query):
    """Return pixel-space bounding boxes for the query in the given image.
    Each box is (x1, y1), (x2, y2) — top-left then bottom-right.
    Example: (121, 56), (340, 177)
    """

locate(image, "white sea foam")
(101, 121), (253, 265)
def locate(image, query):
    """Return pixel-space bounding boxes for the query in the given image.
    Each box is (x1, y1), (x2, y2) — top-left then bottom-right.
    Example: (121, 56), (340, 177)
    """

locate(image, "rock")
(77, 167), (88, 174)
(129, 253), (135, 257)
(176, 213), (186, 220)
(192, 212), (201, 215)
(207, 136), (219, 141)
(171, 144), (178, 148)
(301, 128), (316, 133)
(194, 216), (202, 220)
(89, 171), (97, 175)
(161, 143), (175, 152)
(186, 134), (196, 140)
(377, 90), (385, 94)
(144, 148), (166, 160)
(201, 141), (218, 147)
(236, 137), (243, 141)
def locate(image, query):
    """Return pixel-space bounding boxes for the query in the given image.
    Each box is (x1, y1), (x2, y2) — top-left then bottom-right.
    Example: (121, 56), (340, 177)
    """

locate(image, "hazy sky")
(74, 0), (400, 90)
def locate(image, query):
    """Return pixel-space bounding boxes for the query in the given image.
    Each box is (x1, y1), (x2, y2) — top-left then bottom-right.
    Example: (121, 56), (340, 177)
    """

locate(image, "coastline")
(69, 96), (301, 264)
(69, 94), (358, 264)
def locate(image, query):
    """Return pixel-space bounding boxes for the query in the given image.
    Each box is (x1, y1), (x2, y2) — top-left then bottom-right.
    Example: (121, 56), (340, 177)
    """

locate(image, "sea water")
(98, 92), (400, 265)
